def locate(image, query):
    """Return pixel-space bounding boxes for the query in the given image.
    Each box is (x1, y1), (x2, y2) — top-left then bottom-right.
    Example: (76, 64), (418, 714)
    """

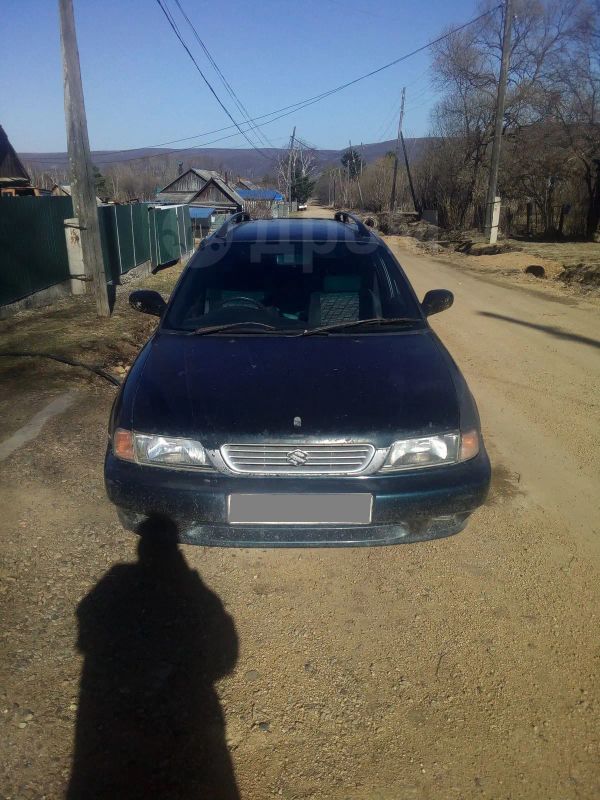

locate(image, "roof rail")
(334, 210), (372, 238)
(213, 211), (251, 239)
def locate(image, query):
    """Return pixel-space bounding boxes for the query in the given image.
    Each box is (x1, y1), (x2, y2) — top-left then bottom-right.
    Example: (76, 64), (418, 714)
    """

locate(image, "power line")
(375, 99), (402, 142)
(153, 2), (501, 155)
(27, 4), (500, 165)
(170, 0), (277, 151)
(294, 135), (320, 151)
(27, 124), (284, 167)
(154, 0), (274, 162)
(404, 92), (441, 115)
(158, 0), (273, 157)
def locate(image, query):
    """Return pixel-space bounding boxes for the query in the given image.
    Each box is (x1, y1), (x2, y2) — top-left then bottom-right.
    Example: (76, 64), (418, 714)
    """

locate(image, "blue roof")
(237, 189), (284, 201)
(189, 206), (216, 219)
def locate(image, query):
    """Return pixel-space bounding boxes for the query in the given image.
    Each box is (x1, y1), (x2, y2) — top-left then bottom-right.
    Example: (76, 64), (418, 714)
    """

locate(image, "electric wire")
(154, 0), (274, 162)
(26, 4), (501, 166)
(170, 0), (278, 150)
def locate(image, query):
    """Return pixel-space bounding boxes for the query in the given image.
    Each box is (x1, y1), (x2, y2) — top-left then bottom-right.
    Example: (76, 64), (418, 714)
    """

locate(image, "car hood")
(131, 331), (460, 447)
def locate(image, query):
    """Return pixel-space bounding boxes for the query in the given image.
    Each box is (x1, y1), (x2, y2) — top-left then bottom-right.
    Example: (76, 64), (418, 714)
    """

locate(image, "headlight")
(113, 429), (211, 469)
(380, 430), (479, 471)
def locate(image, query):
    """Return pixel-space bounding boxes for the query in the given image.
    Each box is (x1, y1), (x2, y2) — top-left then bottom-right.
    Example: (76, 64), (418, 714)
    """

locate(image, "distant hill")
(20, 137), (432, 180)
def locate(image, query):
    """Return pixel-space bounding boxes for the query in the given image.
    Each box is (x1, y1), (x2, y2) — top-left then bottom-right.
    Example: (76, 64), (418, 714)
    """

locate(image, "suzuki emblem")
(286, 448), (309, 466)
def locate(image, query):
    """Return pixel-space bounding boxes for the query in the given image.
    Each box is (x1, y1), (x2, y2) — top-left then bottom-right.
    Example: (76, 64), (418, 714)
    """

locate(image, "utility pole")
(349, 139), (363, 206)
(345, 155), (350, 205)
(59, 0), (109, 317)
(484, 0), (513, 243)
(287, 126), (296, 205)
(389, 87), (406, 213)
(401, 131), (419, 214)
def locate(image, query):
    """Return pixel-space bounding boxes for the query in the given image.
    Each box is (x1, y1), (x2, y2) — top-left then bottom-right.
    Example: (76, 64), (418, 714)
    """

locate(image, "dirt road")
(1, 213), (599, 799)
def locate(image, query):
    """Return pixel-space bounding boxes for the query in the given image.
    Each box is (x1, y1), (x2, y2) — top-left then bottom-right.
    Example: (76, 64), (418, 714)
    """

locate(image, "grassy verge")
(0, 261), (185, 387)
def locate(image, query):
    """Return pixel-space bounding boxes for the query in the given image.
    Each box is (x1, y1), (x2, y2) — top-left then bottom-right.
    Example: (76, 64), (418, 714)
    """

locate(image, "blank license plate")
(228, 493), (373, 525)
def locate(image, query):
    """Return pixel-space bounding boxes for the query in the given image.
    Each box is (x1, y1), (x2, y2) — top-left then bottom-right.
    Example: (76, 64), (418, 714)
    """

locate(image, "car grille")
(221, 442), (375, 475)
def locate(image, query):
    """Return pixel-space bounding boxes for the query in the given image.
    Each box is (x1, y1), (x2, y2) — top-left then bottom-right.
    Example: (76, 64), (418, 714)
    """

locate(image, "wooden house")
(0, 125), (48, 197)
(156, 168), (243, 213)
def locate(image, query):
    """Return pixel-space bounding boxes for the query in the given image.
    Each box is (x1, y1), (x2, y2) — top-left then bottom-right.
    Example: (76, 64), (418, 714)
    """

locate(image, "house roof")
(155, 190), (198, 204)
(191, 168), (222, 181)
(52, 183), (103, 204)
(235, 178), (260, 190)
(158, 168), (217, 194)
(189, 206), (216, 219)
(194, 176), (244, 206)
(237, 188), (284, 201)
(156, 171), (245, 208)
(0, 125), (30, 186)
(213, 177), (244, 205)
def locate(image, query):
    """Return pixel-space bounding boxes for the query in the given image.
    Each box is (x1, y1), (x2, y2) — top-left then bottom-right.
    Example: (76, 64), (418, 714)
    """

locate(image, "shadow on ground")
(67, 518), (240, 800)
(479, 311), (600, 350)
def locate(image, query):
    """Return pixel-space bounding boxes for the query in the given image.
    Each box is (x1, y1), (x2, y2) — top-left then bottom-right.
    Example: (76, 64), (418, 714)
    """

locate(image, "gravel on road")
(1, 212), (599, 799)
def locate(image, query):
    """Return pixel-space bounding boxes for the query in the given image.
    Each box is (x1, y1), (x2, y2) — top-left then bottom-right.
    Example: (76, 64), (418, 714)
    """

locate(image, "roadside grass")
(439, 231), (600, 286)
(388, 226), (600, 289)
(504, 238), (600, 270)
(0, 261), (184, 386)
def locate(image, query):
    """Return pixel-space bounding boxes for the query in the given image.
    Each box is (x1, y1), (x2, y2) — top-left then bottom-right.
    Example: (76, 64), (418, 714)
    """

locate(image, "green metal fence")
(0, 196), (73, 306)
(99, 203), (151, 283)
(148, 205), (192, 268)
(0, 199), (192, 307)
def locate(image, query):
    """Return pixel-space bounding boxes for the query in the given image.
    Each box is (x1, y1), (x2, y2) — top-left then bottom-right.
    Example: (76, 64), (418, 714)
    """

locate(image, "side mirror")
(421, 289), (454, 317)
(129, 290), (167, 317)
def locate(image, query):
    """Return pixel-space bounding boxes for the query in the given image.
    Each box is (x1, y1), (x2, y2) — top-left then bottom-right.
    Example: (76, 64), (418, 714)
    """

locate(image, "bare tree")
(548, 2), (600, 236)
(276, 140), (319, 198)
(426, 0), (597, 235)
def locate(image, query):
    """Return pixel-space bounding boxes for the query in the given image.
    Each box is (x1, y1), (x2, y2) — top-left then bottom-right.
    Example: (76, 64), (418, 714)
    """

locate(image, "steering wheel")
(219, 296), (267, 310)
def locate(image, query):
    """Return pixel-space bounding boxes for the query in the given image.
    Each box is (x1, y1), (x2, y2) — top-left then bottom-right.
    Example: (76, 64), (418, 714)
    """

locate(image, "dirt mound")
(377, 212), (439, 241)
(558, 263), (600, 289)
(456, 240), (514, 256)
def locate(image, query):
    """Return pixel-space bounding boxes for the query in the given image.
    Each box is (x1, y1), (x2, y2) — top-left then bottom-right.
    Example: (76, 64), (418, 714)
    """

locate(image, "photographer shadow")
(67, 518), (240, 799)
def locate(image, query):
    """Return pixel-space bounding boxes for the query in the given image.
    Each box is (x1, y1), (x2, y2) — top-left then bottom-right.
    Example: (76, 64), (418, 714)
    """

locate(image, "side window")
(374, 249), (418, 317)
(380, 260), (396, 297)
(373, 251), (397, 303)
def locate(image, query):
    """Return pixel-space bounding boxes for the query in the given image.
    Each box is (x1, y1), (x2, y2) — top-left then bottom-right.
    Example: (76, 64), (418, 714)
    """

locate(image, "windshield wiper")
(191, 317), (420, 336)
(302, 317), (421, 336)
(192, 321), (278, 336)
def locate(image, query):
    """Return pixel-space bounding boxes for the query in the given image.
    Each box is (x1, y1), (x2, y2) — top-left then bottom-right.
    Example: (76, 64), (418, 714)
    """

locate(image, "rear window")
(164, 240), (421, 332)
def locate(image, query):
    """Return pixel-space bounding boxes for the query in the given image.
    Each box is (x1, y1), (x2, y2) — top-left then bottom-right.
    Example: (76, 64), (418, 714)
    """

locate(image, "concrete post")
(489, 197), (501, 245)
(64, 218), (87, 295)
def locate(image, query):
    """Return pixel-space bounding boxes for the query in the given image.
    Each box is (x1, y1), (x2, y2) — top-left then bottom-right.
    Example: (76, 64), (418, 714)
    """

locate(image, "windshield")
(164, 240), (422, 333)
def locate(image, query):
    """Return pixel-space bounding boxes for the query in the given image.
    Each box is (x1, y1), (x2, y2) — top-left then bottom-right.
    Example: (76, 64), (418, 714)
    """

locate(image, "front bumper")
(104, 446), (491, 547)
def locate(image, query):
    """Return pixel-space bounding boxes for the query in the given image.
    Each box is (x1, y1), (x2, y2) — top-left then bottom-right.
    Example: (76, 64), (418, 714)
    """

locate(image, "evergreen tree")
(341, 148), (364, 180)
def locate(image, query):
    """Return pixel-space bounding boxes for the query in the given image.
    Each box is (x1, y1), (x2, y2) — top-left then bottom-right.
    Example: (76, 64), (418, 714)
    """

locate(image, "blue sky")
(2, 0), (476, 154)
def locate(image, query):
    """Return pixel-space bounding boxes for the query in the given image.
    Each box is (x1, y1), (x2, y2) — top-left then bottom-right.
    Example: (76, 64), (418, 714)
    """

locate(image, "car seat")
(308, 275), (382, 326)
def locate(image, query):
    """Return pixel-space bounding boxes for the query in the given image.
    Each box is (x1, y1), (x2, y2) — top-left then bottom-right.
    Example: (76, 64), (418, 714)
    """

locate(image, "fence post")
(157, 209), (162, 266)
(64, 218), (87, 295)
(130, 204), (136, 266)
(148, 206), (155, 269)
(489, 197), (501, 244)
(113, 205), (123, 276)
